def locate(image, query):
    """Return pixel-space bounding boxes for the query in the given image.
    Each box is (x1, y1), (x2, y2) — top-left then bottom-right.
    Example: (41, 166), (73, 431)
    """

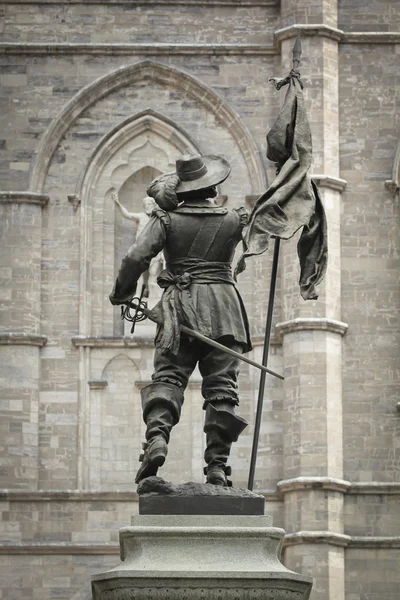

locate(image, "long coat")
(111, 198), (252, 355)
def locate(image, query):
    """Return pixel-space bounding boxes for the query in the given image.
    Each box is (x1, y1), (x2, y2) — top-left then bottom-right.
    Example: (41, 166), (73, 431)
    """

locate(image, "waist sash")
(155, 258), (234, 355)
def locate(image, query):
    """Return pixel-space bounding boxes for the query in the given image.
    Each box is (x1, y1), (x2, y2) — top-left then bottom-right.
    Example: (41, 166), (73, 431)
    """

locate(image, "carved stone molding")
(0, 192), (49, 206)
(0, 0), (279, 5)
(283, 532), (400, 550)
(311, 174), (347, 193)
(342, 32), (400, 45)
(278, 479), (400, 496)
(88, 380), (108, 390)
(30, 60), (267, 194)
(350, 537), (400, 549)
(0, 332), (48, 347)
(0, 543), (119, 555)
(348, 482), (400, 495)
(275, 318), (348, 340)
(275, 24), (344, 44)
(275, 24), (400, 45)
(2, 536), (399, 555)
(252, 334), (281, 347)
(278, 477), (351, 495)
(0, 490), (138, 501)
(0, 43), (278, 56)
(283, 531), (351, 549)
(72, 336), (154, 348)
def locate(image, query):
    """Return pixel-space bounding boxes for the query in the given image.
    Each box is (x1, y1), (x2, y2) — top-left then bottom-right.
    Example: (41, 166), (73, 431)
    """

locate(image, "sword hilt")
(120, 285), (148, 333)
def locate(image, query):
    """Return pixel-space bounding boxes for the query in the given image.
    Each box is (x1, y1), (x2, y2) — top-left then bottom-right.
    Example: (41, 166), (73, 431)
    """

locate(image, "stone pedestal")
(91, 515), (313, 600)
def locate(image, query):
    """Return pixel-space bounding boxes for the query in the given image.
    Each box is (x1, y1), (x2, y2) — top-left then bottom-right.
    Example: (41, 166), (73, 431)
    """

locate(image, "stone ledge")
(88, 380), (108, 390)
(0, 192), (49, 206)
(278, 477), (351, 495)
(312, 174), (347, 193)
(348, 482), (400, 495)
(275, 318), (348, 339)
(72, 335), (281, 349)
(0, 0), (278, 5)
(275, 24), (400, 45)
(0, 490), (139, 502)
(283, 531), (351, 548)
(342, 32), (400, 45)
(249, 334), (281, 347)
(349, 537), (400, 549)
(0, 332), (48, 347)
(0, 43), (278, 56)
(0, 543), (119, 555)
(275, 24), (344, 44)
(2, 536), (399, 555)
(71, 335), (155, 348)
(283, 532), (400, 549)
(2, 31), (400, 58)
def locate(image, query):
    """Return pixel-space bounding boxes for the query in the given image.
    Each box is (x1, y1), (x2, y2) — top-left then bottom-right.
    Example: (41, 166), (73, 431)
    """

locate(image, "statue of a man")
(111, 190), (163, 299)
(110, 155), (250, 487)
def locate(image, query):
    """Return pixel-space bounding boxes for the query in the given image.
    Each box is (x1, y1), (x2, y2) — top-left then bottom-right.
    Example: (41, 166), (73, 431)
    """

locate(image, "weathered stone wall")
(339, 42), (400, 483)
(339, 0), (400, 32)
(0, 2), (279, 44)
(0, 1), (399, 599)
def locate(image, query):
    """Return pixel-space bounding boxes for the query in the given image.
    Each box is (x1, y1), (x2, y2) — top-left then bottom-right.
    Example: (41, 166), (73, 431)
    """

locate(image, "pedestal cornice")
(0, 332), (48, 347)
(0, 192), (49, 206)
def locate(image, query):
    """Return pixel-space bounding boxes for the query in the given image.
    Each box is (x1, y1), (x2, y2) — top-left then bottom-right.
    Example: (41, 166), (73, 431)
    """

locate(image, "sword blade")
(127, 300), (284, 381)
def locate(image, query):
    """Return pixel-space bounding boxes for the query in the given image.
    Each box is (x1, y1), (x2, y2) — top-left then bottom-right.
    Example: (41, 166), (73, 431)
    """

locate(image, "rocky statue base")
(137, 476), (266, 515)
(91, 488), (313, 600)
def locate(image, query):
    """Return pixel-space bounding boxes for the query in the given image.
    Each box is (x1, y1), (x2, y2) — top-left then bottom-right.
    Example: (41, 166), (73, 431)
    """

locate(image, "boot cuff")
(204, 403), (248, 442)
(141, 381), (184, 424)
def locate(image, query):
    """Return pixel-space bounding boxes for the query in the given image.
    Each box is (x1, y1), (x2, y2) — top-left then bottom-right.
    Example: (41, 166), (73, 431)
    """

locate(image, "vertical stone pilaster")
(0, 193), (48, 489)
(276, 2), (348, 599)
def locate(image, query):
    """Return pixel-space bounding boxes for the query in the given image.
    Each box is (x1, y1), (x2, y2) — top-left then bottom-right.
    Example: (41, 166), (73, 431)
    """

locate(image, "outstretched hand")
(110, 188), (119, 204)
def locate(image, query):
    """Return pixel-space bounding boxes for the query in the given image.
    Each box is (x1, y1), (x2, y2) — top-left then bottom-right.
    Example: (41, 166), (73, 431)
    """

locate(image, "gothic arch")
(77, 108), (203, 338)
(77, 109), (201, 201)
(101, 353), (140, 380)
(89, 353), (142, 490)
(30, 60), (267, 194)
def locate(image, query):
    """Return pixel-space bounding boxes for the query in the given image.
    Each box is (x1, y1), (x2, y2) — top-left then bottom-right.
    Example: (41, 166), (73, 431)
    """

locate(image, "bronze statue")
(109, 40), (327, 490)
(110, 155), (251, 487)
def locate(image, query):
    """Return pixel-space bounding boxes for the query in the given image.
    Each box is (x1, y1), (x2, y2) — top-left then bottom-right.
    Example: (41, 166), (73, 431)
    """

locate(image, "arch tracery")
(30, 60), (267, 194)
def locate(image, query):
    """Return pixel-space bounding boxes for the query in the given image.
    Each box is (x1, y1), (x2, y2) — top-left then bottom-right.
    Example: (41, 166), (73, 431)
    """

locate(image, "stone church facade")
(0, 1), (399, 599)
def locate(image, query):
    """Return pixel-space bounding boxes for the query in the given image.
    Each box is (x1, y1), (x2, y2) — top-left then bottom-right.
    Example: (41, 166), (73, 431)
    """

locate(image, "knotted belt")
(155, 258), (234, 355)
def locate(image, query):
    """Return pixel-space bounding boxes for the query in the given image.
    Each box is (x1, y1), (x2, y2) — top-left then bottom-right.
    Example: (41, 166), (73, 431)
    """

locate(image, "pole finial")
(292, 32), (302, 71)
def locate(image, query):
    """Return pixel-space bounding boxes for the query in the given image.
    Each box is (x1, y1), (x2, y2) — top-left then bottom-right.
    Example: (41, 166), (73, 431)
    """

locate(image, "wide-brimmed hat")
(175, 154), (231, 193)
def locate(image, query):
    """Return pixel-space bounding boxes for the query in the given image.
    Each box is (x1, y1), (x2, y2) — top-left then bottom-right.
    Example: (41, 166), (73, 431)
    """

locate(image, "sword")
(124, 299), (284, 381)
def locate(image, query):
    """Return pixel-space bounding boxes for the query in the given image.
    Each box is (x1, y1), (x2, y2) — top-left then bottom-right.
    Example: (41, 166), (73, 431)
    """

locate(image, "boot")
(135, 382), (183, 484)
(203, 402), (248, 487)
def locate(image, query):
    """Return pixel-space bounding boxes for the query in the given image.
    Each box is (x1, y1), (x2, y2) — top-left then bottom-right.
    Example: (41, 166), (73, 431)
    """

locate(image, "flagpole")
(247, 32), (302, 491)
(247, 237), (280, 491)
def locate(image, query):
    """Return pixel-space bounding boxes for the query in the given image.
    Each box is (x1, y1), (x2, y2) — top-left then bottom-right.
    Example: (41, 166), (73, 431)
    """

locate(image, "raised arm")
(111, 188), (140, 223)
(109, 214), (168, 305)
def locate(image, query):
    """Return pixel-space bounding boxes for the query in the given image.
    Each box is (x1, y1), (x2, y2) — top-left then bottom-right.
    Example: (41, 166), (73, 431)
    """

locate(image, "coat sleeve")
(109, 214), (168, 305)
